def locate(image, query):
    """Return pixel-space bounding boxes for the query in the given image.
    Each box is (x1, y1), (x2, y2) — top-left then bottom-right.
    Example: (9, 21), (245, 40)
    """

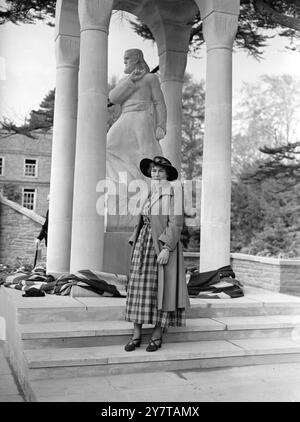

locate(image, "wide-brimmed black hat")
(140, 156), (178, 181)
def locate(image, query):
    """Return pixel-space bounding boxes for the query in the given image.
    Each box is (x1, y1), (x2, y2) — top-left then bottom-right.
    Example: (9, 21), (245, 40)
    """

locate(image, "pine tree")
(28, 89), (55, 131)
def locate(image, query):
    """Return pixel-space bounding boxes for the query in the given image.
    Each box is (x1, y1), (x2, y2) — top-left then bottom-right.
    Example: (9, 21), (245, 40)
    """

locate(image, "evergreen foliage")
(1, 1), (300, 57)
(129, 1), (300, 59)
(231, 74), (300, 257)
(232, 74), (300, 175)
(0, 89), (54, 138)
(0, 0), (56, 25)
(0, 0), (56, 26)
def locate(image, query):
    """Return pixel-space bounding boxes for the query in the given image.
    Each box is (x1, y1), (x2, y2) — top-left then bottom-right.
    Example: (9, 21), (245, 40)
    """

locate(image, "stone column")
(159, 49), (188, 172)
(157, 22), (191, 172)
(47, 34), (79, 274)
(70, 0), (113, 272)
(196, 0), (240, 271)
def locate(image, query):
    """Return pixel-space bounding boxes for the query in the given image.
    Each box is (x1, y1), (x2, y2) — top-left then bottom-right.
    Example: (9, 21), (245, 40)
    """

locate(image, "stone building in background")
(0, 131), (51, 216)
(0, 131), (51, 266)
(0, 196), (47, 267)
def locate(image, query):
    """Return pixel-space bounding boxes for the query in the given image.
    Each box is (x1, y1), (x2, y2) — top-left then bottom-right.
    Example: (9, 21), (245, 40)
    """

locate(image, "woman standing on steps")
(124, 156), (190, 352)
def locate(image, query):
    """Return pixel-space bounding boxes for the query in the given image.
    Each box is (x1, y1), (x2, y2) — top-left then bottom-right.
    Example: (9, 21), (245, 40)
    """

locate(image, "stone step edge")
(24, 339), (300, 369)
(16, 300), (300, 312)
(19, 316), (300, 339)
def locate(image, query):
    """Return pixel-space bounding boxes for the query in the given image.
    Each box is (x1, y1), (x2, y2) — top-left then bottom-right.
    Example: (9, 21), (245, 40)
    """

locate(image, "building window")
(23, 188), (36, 210)
(24, 158), (37, 177)
(0, 157), (4, 176)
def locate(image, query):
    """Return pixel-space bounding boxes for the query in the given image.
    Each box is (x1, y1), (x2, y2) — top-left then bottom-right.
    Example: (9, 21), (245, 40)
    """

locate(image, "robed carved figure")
(106, 49), (167, 185)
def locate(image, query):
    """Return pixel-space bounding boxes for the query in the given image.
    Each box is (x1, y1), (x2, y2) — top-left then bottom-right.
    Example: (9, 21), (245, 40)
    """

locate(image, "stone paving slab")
(29, 362), (300, 402)
(0, 374), (20, 395)
(229, 337), (300, 354)
(201, 298), (264, 308)
(25, 340), (245, 368)
(26, 347), (109, 368)
(74, 297), (126, 308)
(20, 318), (226, 339)
(20, 320), (131, 338)
(180, 362), (300, 402)
(108, 340), (245, 364)
(268, 315), (300, 325)
(105, 370), (188, 389)
(211, 315), (294, 330)
(31, 372), (189, 402)
(0, 353), (11, 375)
(245, 292), (300, 304)
(31, 374), (127, 402)
(167, 318), (226, 332)
(119, 384), (203, 402)
(2, 288), (86, 309)
(0, 395), (25, 402)
(4, 285), (300, 310)
(0, 341), (25, 402)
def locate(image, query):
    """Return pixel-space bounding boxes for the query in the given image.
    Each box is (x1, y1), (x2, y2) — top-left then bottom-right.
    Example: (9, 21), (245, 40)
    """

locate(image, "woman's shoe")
(146, 338), (162, 352)
(124, 337), (142, 352)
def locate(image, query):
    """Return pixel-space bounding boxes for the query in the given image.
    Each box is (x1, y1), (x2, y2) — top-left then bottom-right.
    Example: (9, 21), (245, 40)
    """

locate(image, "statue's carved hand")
(129, 69), (146, 82)
(155, 127), (165, 141)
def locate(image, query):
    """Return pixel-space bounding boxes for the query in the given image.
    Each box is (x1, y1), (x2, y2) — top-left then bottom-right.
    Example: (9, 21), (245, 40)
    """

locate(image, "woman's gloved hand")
(157, 248), (170, 265)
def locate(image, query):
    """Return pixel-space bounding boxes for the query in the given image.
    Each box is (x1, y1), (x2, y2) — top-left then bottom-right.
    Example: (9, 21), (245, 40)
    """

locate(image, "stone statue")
(106, 49), (167, 185)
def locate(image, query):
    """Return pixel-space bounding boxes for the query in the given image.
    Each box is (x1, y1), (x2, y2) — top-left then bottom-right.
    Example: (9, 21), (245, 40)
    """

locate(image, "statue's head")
(124, 49), (150, 74)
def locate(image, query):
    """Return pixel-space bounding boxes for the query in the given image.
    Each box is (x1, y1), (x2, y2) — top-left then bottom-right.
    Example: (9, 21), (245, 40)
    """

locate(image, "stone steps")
(19, 315), (300, 349)
(2, 287), (300, 401)
(25, 337), (300, 380)
(16, 295), (300, 324)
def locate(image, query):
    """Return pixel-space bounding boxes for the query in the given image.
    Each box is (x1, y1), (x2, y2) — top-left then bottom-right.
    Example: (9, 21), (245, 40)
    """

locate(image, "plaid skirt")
(125, 217), (185, 328)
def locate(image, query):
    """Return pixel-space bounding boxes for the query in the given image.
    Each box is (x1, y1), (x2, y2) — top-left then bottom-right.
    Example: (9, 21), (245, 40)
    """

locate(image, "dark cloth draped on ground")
(1, 264), (244, 300)
(1, 268), (127, 297)
(187, 265), (244, 299)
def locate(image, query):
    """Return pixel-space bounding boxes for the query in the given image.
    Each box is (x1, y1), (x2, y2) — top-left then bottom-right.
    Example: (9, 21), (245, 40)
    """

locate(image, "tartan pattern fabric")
(125, 215), (185, 328)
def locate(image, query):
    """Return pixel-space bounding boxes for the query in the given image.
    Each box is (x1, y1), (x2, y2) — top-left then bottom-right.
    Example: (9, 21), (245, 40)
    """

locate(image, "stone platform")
(1, 285), (300, 402)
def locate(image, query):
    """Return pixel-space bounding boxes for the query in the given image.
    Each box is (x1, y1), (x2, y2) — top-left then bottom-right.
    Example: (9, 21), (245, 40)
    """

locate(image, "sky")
(0, 11), (300, 124)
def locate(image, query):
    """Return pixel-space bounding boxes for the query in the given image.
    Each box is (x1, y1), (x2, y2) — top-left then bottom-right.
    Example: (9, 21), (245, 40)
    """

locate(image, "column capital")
(196, 0), (240, 50)
(154, 20), (191, 83)
(159, 49), (188, 83)
(196, 0), (240, 20)
(55, 34), (80, 69)
(78, 0), (113, 33)
(155, 20), (191, 57)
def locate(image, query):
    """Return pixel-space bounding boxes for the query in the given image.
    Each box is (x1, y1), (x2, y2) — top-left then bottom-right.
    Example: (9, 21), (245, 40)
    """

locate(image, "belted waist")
(121, 101), (153, 114)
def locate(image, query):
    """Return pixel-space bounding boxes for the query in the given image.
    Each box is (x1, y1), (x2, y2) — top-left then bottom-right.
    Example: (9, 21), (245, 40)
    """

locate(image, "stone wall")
(183, 252), (199, 269)
(230, 253), (281, 291)
(184, 251), (300, 296)
(0, 196), (46, 267)
(0, 132), (51, 216)
(230, 253), (300, 295)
